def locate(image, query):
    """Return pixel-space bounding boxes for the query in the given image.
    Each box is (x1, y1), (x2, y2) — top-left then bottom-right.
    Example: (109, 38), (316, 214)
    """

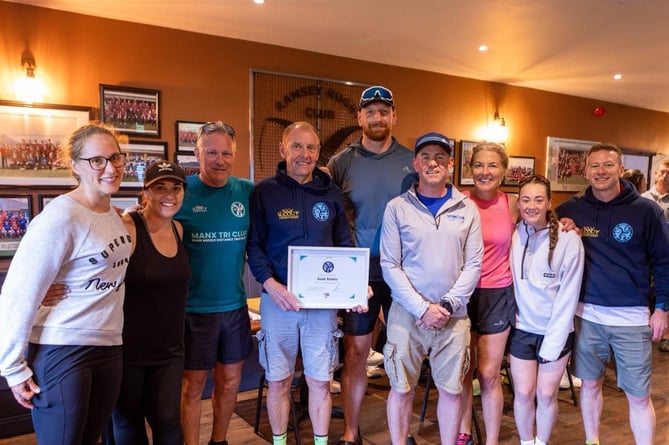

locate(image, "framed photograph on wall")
(503, 156), (536, 186)
(0, 100), (92, 186)
(546, 137), (598, 192)
(458, 140), (477, 186)
(38, 193), (61, 211)
(111, 194), (141, 212)
(0, 194), (32, 258)
(99, 84), (160, 137)
(175, 152), (200, 177)
(175, 121), (204, 154)
(121, 140), (168, 188)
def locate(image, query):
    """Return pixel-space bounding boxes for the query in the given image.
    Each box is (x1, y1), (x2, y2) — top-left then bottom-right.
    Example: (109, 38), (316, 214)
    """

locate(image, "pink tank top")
(464, 190), (514, 288)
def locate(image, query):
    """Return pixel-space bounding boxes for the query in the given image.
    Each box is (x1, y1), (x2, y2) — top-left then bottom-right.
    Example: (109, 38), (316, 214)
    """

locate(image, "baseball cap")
(143, 160), (187, 187)
(414, 132), (453, 156)
(359, 85), (394, 109)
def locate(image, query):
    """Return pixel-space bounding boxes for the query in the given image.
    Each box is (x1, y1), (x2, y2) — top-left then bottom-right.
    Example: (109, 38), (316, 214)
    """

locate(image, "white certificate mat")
(288, 246), (369, 309)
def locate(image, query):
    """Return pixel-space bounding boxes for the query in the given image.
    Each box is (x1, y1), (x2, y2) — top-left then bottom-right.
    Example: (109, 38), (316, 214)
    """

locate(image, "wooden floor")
(2, 346), (669, 444)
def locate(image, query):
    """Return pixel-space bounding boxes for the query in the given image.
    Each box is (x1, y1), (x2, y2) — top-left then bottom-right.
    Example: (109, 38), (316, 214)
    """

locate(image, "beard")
(362, 123), (391, 142)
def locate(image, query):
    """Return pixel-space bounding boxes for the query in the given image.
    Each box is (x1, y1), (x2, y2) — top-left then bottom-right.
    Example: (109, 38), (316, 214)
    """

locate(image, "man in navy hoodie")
(248, 121), (363, 445)
(556, 143), (669, 445)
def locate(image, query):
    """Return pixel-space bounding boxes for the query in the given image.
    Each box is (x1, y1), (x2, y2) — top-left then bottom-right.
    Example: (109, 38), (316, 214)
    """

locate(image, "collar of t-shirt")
(416, 187), (452, 217)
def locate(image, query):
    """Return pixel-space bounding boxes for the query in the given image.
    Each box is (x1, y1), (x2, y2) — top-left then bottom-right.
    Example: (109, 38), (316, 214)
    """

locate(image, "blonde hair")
(63, 121), (125, 182)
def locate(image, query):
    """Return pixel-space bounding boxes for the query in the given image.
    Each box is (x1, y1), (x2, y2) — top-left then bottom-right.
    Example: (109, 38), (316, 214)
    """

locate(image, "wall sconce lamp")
(484, 111), (508, 144)
(14, 50), (46, 104)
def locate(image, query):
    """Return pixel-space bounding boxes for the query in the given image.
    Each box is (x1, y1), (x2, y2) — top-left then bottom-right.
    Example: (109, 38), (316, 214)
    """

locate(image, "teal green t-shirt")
(175, 175), (253, 313)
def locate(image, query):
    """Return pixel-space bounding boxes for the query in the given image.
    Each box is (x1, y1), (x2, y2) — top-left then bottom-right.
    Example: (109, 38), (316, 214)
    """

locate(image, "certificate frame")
(287, 246), (369, 309)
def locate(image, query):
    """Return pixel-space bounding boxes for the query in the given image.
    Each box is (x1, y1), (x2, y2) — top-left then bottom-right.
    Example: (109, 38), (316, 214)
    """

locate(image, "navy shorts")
(184, 306), (253, 369)
(509, 328), (574, 363)
(341, 280), (392, 336)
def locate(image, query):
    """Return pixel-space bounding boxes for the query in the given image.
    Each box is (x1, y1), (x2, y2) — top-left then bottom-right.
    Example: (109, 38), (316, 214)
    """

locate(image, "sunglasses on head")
(197, 121), (236, 140)
(360, 86), (393, 102)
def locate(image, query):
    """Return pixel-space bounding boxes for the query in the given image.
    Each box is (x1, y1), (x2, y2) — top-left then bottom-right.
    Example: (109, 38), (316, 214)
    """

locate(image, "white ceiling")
(9, 0), (669, 113)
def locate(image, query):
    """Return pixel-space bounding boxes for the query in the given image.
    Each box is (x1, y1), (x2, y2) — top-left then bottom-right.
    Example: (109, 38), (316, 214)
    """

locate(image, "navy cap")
(414, 132), (453, 156)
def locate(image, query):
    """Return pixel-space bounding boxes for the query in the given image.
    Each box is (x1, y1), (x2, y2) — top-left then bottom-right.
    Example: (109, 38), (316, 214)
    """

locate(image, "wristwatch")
(439, 299), (453, 315)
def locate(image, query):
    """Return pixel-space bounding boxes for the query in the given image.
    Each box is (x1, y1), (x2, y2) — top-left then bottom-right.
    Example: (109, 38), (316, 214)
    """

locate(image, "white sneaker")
(367, 348), (384, 366)
(330, 380), (341, 394)
(559, 370), (582, 389)
(366, 365), (383, 378)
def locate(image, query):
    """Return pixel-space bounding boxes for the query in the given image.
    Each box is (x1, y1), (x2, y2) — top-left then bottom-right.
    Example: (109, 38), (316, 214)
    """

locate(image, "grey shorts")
(384, 303), (470, 394)
(572, 316), (652, 397)
(256, 293), (341, 382)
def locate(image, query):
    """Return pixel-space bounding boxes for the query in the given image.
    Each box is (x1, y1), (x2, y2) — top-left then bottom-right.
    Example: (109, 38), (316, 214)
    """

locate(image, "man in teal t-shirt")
(175, 121), (254, 445)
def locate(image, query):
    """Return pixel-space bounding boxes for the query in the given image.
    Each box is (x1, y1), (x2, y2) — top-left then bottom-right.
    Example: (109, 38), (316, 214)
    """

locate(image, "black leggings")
(28, 344), (123, 445)
(112, 361), (184, 445)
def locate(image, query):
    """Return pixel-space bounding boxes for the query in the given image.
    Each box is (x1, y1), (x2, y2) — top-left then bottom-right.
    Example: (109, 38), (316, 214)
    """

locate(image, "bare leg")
(211, 361), (244, 442)
(181, 369), (208, 445)
(579, 377), (604, 443)
(535, 355), (569, 442)
(627, 393), (655, 445)
(340, 333), (373, 442)
(267, 377), (292, 435)
(509, 356), (537, 441)
(437, 387), (462, 445)
(306, 376), (332, 436)
(458, 332), (477, 435)
(387, 387), (413, 445)
(476, 328), (510, 445)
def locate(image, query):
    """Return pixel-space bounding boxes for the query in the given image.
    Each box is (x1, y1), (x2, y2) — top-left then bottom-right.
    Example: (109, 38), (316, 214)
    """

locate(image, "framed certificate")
(287, 246), (370, 309)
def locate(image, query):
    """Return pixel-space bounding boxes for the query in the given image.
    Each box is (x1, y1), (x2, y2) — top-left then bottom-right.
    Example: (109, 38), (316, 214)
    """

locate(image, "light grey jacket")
(380, 185), (483, 320)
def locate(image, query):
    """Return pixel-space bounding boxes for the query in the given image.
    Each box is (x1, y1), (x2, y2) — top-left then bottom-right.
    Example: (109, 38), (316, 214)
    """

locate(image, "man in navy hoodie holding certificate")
(248, 121), (365, 445)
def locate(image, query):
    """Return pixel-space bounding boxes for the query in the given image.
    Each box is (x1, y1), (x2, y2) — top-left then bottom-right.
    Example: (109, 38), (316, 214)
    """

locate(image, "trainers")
(456, 433), (474, 445)
(330, 380), (341, 394)
(367, 348), (384, 366)
(660, 338), (669, 352)
(366, 365), (383, 378)
(559, 370), (582, 389)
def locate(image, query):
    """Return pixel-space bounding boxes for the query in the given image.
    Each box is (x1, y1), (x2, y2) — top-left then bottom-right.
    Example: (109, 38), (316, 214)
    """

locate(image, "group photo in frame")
(99, 84), (160, 137)
(546, 137), (598, 192)
(120, 140), (168, 188)
(503, 155), (536, 186)
(175, 120), (204, 153)
(0, 100), (92, 186)
(174, 152), (200, 177)
(458, 140), (477, 186)
(0, 194), (32, 258)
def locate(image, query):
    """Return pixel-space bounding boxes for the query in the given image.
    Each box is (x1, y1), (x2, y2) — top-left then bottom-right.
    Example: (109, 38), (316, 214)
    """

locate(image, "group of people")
(0, 84), (668, 445)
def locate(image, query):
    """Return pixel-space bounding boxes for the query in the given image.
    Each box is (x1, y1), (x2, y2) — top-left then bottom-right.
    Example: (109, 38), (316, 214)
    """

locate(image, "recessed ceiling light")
(254, 0), (265, 4)
(614, 73), (622, 80)
(479, 45), (488, 52)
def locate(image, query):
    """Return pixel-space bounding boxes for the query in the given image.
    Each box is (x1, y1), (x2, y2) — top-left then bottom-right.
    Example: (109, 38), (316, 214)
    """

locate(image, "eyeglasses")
(519, 174), (550, 188)
(197, 121), (236, 140)
(79, 152), (127, 170)
(360, 86), (394, 106)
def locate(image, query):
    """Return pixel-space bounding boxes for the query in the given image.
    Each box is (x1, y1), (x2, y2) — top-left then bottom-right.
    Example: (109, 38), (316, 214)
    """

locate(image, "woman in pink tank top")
(457, 142), (518, 445)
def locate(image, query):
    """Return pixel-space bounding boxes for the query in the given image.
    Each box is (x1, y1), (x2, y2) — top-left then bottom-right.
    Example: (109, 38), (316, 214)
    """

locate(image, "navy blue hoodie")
(248, 161), (353, 287)
(556, 180), (669, 308)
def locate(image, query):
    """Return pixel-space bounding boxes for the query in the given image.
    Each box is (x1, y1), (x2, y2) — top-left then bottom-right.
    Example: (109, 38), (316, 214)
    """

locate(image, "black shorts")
(341, 281), (392, 336)
(184, 306), (253, 369)
(467, 285), (516, 335)
(509, 328), (574, 363)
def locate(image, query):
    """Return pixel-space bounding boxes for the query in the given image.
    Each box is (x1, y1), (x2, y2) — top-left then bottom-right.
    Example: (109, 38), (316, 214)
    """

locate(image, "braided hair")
(519, 175), (558, 268)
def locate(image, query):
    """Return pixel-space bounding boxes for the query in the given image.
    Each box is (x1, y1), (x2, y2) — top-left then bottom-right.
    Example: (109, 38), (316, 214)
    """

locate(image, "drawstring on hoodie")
(520, 221), (548, 280)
